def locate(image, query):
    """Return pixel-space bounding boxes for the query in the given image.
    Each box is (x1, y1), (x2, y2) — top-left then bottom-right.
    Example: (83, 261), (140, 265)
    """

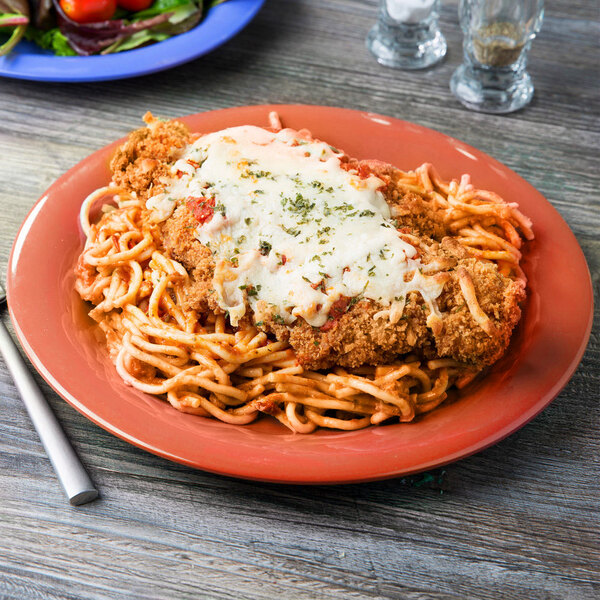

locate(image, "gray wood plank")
(0, 0), (598, 599)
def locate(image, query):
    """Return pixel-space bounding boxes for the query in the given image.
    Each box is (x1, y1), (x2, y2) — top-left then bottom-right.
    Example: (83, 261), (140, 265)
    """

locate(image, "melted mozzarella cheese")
(147, 125), (446, 328)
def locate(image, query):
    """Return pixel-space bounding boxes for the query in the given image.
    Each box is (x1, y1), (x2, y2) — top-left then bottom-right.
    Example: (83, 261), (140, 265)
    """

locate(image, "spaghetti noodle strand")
(74, 119), (531, 433)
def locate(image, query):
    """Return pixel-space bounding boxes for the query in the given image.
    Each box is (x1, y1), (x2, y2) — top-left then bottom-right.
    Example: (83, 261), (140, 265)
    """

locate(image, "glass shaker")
(367, 0), (447, 70)
(450, 0), (544, 113)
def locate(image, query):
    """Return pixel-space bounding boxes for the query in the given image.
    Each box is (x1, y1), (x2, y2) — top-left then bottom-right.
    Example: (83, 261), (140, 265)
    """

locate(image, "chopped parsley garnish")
(239, 284), (261, 296)
(281, 193), (315, 216)
(359, 210), (375, 218)
(242, 169), (273, 179)
(333, 202), (354, 213)
(258, 240), (272, 255)
(310, 181), (335, 193)
(280, 224), (301, 237)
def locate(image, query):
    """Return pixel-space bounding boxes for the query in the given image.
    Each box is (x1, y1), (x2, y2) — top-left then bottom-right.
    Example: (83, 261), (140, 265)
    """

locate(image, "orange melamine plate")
(6, 105), (593, 483)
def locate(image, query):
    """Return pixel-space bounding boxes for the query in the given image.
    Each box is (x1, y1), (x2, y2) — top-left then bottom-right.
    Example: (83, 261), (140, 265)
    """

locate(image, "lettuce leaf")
(25, 26), (76, 55)
(101, 28), (169, 54)
(133, 0), (198, 20)
(8, 0), (223, 56)
(0, 0), (29, 55)
(102, 0), (202, 54)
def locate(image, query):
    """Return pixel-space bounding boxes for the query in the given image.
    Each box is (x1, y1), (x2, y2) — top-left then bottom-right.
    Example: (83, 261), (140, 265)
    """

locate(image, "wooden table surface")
(1, 1), (598, 598)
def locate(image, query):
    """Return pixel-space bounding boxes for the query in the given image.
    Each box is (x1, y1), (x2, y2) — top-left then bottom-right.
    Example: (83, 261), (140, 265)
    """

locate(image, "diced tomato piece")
(330, 296), (350, 318)
(320, 296), (350, 332)
(186, 196), (215, 225)
(357, 164), (373, 179)
(310, 279), (327, 293)
(320, 320), (336, 332)
(339, 161), (374, 179)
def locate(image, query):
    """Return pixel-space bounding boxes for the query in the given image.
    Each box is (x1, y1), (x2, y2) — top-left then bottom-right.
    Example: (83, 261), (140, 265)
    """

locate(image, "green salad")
(0, 0), (225, 56)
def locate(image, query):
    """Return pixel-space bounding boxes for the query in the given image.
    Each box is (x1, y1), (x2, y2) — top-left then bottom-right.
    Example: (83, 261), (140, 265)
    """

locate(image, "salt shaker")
(450, 0), (544, 113)
(367, 0), (447, 70)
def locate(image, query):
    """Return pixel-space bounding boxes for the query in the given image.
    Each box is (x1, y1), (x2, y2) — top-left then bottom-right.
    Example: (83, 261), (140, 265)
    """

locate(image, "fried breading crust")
(344, 158), (448, 240)
(111, 120), (526, 370)
(160, 206), (214, 315)
(110, 113), (191, 200)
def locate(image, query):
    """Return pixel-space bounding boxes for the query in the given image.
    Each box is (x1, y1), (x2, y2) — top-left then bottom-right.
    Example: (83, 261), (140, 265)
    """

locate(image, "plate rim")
(6, 104), (594, 484)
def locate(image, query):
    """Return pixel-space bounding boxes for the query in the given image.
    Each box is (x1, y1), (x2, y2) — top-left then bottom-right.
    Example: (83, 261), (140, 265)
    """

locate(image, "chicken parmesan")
(75, 112), (533, 433)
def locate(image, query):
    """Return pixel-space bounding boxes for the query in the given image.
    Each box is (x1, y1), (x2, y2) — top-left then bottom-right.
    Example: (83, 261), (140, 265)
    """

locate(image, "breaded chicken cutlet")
(107, 116), (526, 372)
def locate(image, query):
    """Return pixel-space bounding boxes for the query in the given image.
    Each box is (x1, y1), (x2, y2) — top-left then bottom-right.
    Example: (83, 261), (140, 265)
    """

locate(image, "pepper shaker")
(450, 0), (544, 113)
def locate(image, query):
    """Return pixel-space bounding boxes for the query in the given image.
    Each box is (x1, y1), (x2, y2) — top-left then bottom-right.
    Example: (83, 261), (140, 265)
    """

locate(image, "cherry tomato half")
(60, 0), (117, 23)
(117, 0), (154, 11)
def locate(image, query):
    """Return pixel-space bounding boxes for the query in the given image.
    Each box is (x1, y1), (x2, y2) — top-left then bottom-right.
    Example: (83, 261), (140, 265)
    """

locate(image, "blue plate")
(0, 0), (264, 82)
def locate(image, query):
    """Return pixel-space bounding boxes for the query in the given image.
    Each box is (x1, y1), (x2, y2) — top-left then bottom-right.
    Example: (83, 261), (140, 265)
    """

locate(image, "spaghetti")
(75, 116), (532, 433)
